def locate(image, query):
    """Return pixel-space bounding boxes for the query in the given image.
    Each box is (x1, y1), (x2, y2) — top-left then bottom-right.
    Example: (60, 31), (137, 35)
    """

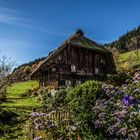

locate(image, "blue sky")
(0, 0), (140, 65)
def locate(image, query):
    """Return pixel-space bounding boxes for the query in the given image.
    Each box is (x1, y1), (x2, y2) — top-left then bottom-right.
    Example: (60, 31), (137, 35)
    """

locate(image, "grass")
(0, 80), (40, 140)
(116, 49), (140, 70)
(3, 81), (39, 108)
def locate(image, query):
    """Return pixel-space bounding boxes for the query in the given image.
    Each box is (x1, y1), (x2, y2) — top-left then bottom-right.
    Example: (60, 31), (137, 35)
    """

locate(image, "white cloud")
(0, 6), (66, 36)
(0, 6), (19, 14)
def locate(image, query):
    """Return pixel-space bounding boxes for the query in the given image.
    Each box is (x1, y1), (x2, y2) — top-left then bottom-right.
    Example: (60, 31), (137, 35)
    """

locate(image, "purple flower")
(122, 95), (134, 106)
(116, 127), (127, 137)
(48, 123), (57, 129)
(128, 128), (138, 139)
(34, 118), (43, 125)
(98, 112), (106, 120)
(134, 73), (140, 78)
(132, 89), (140, 94)
(35, 124), (44, 130)
(107, 126), (116, 135)
(30, 112), (40, 117)
(107, 123), (126, 136)
(114, 110), (126, 119)
(101, 83), (107, 89)
(40, 113), (47, 117)
(132, 80), (139, 84)
(94, 119), (103, 128)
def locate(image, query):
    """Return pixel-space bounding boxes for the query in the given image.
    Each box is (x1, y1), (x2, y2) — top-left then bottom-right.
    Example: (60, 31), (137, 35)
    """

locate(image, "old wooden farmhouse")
(30, 29), (116, 87)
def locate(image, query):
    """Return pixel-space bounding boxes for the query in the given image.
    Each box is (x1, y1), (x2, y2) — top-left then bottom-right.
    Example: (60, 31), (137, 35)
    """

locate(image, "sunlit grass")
(2, 80), (39, 108)
(1, 80), (40, 140)
(117, 49), (140, 70)
(7, 80), (39, 98)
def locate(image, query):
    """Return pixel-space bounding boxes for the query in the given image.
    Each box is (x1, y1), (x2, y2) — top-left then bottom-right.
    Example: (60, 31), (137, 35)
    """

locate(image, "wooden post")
(58, 110), (61, 123)
(55, 110), (58, 123)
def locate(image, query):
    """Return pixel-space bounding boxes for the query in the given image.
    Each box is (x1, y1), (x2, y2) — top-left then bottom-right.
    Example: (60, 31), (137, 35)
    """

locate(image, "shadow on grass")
(1, 105), (38, 110)
(0, 106), (39, 139)
(3, 100), (15, 103)
(8, 97), (27, 100)
(0, 109), (25, 140)
(0, 109), (19, 124)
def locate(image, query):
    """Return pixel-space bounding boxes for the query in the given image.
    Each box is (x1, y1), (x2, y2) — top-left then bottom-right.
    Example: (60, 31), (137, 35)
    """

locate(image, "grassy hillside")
(4, 81), (39, 108)
(0, 81), (39, 140)
(116, 49), (140, 70)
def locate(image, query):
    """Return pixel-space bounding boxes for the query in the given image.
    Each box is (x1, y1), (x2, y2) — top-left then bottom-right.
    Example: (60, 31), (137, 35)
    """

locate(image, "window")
(58, 55), (62, 61)
(95, 68), (99, 75)
(71, 65), (76, 72)
(65, 80), (71, 87)
(52, 67), (56, 72)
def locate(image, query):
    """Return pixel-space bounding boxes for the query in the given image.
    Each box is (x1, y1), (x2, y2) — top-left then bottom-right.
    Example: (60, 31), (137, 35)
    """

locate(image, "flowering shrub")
(24, 87), (78, 139)
(25, 109), (78, 140)
(67, 75), (140, 139)
(25, 71), (140, 139)
(95, 83), (140, 139)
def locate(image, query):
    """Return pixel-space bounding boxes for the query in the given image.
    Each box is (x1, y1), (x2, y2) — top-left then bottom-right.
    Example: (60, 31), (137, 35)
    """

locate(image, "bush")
(52, 88), (68, 108)
(67, 78), (140, 139)
(37, 88), (53, 112)
(66, 80), (103, 138)
(107, 71), (131, 85)
(37, 87), (69, 112)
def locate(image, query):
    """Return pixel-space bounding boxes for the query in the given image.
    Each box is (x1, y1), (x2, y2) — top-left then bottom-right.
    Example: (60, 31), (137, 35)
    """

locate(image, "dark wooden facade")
(30, 30), (116, 88)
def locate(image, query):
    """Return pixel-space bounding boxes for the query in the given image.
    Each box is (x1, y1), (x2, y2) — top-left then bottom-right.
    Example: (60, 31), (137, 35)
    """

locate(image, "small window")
(95, 68), (99, 75)
(71, 65), (76, 72)
(58, 55), (62, 61)
(65, 80), (72, 87)
(52, 67), (56, 72)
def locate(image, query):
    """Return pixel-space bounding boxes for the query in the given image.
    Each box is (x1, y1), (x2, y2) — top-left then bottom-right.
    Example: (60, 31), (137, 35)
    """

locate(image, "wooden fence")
(30, 108), (70, 140)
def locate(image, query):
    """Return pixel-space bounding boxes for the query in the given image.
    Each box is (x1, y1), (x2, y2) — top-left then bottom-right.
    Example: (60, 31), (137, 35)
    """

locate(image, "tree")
(131, 36), (140, 59)
(0, 55), (15, 80)
(0, 52), (15, 102)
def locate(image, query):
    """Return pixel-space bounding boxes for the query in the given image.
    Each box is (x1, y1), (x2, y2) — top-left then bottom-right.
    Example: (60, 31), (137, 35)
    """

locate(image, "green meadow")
(117, 49), (140, 70)
(0, 81), (39, 140)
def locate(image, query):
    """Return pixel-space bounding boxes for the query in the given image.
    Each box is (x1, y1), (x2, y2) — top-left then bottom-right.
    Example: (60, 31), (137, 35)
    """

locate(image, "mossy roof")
(69, 35), (110, 53)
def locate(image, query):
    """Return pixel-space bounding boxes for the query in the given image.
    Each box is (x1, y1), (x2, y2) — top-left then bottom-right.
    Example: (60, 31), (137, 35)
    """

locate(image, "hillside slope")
(0, 81), (39, 140)
(116, 49), (140, 70)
